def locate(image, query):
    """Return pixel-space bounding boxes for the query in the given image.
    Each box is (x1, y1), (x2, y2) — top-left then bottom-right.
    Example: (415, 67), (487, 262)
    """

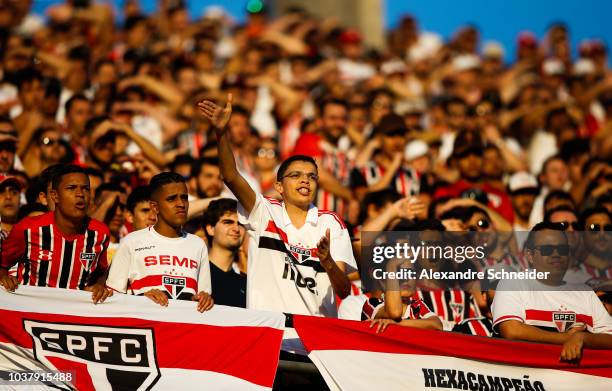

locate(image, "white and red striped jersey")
(452, 317), (494, 337)
(239, 193), (357, 317)
(338, 294), (437, 321)
(354, 161), (420, 197)
(564, 263), (612, 289)
(0, 212), (109, 290)
(106, 226), (211, 300)
(415, 288), (481, 330)
(492, 278), (612, 334)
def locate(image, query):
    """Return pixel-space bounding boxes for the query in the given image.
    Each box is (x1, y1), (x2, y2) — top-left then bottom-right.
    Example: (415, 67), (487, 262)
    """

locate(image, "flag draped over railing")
(0, 286), (285, 391)
(293, 315), (612, 391)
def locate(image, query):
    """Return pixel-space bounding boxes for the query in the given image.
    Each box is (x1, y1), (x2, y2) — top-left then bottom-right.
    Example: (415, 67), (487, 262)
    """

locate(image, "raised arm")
(197, 94), (256, 214)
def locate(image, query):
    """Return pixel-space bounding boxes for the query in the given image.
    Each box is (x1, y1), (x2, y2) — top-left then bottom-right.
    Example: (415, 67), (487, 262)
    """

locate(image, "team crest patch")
(288, 244), (314, 264)
(449, 302), (465, 324)
(553, 312), (576, 332)
(163, 276), (186, 298)
(79, 252), (96, 270)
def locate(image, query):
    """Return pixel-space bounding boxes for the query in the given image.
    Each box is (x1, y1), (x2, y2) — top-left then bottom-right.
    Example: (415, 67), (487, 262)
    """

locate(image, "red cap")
(340, 29), (362, 45)
(0, 174), (22, 190)
(517, 31), (537, 48)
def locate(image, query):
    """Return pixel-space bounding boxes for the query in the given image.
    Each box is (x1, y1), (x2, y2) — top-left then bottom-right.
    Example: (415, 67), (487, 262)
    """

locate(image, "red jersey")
(434, 179), (515, 223)
(0, 212), (110, 290)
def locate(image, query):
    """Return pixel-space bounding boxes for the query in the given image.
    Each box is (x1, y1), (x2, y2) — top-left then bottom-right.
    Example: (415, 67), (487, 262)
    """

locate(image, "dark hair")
(124, 15), (147, 31)
(524, 222), (567, 251)
(202, 198), (238, 243)
(580, 207), (611, 228)
(15, 67), (43, 89)
(94, 182), (126, 201)
(439, 205), (489, 223)
(190, 157), (219, 178)
(443, 96), (467, 114)
(318, 98), (349, 115)
(26, 164), (64, 203)
(359, 190), (401, 224)
(544, 205), (577, 222)
(65, 93), (89, 114)
(543, 190), (574, 211)
(127, 185), (151, 213)
(149, 172), (186, 196)
(51, 164), (88, 190)
(276, 155), (318, 181)
(17, 203), (47, 221)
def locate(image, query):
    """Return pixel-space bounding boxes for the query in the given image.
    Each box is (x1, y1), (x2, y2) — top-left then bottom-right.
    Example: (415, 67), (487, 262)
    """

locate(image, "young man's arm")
(370, 316), (443, 333)
(197, 94), (257, 215)
(85, 235), (113, 304)
(0, 221), (26, 291)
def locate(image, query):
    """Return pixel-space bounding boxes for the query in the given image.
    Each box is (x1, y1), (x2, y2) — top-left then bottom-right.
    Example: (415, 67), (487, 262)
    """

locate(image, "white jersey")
(106, 227), (211, 300)
(239, 194), (357, 317)
(491, 278), (612, 334)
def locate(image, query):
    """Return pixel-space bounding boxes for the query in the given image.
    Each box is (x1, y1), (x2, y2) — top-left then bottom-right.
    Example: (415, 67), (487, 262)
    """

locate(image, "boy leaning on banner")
(106, 172), (213, 312)
(198, 94), (356, 317)
(0, 164), (112, 303)
(492, 222), (612, 362)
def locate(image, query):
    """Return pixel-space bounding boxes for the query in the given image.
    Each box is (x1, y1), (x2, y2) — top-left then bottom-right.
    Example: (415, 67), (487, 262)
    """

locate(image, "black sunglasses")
(587, 224), (612, 232)
(558, 221), (581, 231)
(533, 244), (570, 256)
(468, 219), (490, 231)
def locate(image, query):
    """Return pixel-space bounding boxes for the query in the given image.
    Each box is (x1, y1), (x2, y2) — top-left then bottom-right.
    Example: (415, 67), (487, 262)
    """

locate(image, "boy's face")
(275, 161), (318, 208)
(151, 182), (189, 228)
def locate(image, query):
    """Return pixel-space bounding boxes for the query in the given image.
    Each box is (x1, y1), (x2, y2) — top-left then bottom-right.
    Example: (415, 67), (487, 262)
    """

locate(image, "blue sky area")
(32, 0), (611, 64)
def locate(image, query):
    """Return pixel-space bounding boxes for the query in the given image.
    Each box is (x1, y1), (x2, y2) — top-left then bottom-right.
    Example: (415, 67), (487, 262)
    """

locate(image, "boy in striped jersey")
(0, 164), (112, 303)
(198, 95), (356, 317)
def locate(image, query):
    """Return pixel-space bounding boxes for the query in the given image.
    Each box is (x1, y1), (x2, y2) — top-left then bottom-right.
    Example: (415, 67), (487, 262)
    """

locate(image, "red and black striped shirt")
(0, 212), (110, 290)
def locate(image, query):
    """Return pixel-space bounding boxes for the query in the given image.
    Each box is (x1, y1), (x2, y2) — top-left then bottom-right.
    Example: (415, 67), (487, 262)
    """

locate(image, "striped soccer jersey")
(355, 161), (420, 197)
(492, 278), (612, 334)
(0, 212), (109, 290)
(415, 288), (482, 330)
(105, 227), (211, 300)
(239, 193), (357, 317)
(453, 317), (494, 337)
(338, 294), (437, 321)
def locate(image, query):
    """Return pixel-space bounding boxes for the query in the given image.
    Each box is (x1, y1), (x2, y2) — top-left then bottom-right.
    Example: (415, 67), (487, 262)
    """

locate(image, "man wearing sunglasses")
(492, 222), (612, 362)
(568, 207), (612, 288)
(198, 95), (355, 317)
(544, 206), (583, 268)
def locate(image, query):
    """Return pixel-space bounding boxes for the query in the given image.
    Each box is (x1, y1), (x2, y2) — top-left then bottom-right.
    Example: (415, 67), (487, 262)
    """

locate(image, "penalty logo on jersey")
(23, 320), (161, 391)
(553, 311), (576, 332)
(163, 275), (186, 298)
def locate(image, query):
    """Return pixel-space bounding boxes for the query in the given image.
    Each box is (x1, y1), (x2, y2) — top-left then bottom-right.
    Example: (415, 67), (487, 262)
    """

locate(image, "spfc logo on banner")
(23, 320), (161, 391)
(163, 275), (186, 298)
(553, 312), (576, 332)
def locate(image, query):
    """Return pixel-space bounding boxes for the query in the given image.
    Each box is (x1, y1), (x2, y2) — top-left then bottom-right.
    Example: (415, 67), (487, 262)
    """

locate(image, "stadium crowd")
(0, 0), (611, 366)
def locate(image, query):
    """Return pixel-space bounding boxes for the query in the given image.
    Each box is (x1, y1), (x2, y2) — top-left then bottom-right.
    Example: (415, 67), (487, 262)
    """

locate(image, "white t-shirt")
(239, 194), (357, 317)
(492, 278), (612, 334)
(106, 227), (211, 300)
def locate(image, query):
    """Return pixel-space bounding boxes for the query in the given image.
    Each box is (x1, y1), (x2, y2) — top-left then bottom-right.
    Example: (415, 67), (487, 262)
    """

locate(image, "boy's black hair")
(201, 198), (238, 243)
(276, 155), (318, 181)
(127, 185), (152, 213)
(51, 164), (88, 190)
(149, 172), (186, 196)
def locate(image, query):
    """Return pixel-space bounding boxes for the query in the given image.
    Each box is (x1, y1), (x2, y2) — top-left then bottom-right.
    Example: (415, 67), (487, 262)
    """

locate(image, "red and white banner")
(0, 286), (285, 390)
(294, 315), (612, 391)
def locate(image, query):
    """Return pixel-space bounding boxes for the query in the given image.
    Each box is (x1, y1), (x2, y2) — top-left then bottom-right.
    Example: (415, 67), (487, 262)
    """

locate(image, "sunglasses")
(533, 244), (570, 256)
(41, 137), (61, 146)
(468, 219), (490, 231)
(558, 221), (581, 231)
(587, 223), (612, 232)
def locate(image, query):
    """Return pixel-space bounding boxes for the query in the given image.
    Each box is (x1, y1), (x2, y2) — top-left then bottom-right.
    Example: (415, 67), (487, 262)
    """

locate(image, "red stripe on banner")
(525, 309), (594, 327)
(0, 309), (282, 387)
(293, 315), (612, 378)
